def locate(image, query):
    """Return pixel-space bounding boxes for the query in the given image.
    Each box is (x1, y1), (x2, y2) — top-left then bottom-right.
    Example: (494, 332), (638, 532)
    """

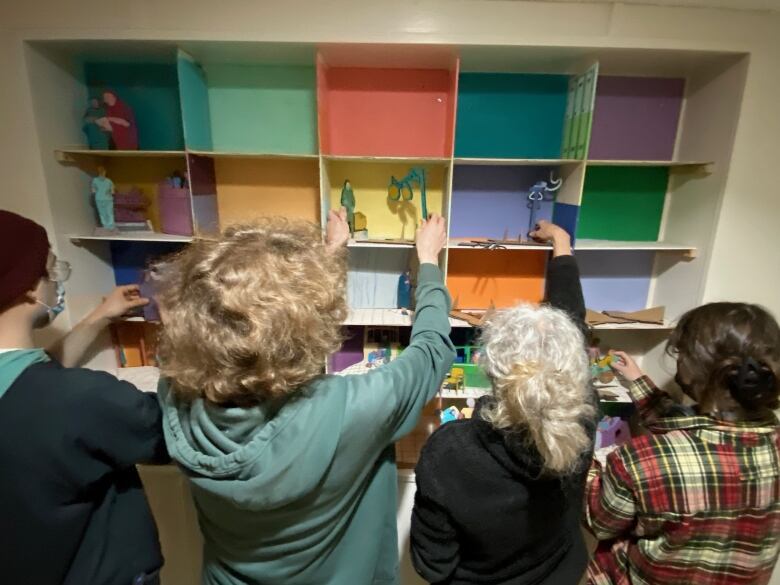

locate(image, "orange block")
(447, 249), (546, 310)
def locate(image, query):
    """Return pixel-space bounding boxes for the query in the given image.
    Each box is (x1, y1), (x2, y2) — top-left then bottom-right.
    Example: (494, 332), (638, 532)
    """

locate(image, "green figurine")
(340, 180), (356, 234)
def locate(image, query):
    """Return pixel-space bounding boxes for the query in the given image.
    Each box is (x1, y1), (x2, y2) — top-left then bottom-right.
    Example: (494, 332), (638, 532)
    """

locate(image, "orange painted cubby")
(317, 56), (458, 158)
(446, 249), (546, 310)
(214, 158), (320, 228)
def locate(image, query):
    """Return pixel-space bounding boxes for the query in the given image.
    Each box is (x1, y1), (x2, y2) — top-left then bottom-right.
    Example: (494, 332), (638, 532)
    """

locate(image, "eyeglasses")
(387, 168), (429, 220)
(48, 260), (72, 283)
(388, 176), (414, 203)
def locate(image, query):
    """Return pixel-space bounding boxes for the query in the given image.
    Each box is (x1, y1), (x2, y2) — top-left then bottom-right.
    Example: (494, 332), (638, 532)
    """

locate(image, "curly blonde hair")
(479, 304), (594, 474)
(156, 218), (348, 406)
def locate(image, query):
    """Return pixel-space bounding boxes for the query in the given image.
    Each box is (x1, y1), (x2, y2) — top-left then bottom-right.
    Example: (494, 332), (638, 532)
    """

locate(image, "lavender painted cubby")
(576, 250), (655, 312)
(588, 76), (685, 161)
(449, 165), (556, 240)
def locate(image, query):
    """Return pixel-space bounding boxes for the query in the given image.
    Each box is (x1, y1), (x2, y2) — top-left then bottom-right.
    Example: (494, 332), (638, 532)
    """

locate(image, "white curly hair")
(479, 303), (594, 474)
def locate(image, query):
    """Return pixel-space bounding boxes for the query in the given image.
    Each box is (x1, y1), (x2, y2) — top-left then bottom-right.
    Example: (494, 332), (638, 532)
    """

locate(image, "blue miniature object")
(526, 172), (562, 237)
(439, 406), (460, 425)
(388, 167), (428, 220)
(397, 271), (412, 309)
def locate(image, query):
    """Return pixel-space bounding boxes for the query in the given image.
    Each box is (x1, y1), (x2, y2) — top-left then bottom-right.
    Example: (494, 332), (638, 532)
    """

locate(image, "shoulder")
(611, 431), (696, 484)
(417, 420), (476, 472)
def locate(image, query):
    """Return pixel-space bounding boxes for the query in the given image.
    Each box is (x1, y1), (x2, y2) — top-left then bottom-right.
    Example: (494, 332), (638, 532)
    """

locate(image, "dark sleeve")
(544, 255), (587, 334)
(68, 370), (169, 469)
(411, 439), (460, 584)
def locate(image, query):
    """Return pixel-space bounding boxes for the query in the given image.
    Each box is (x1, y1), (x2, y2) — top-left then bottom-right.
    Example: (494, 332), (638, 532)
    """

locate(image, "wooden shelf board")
(344, 308), (472, 328)
(448, 238), (552, 251)
(576, 239), (696, 253)
(440, 387), (490, 400)
(453, 157), (581, 166)
(187, 149), (319, 161)
(56, 148), (185, 161)
(586, 159), (712, 170)
(323, 155), (450, 164)
(348, 240), (415, 249)
(68, 232), (193, 243)
(591, 322), (673, 330)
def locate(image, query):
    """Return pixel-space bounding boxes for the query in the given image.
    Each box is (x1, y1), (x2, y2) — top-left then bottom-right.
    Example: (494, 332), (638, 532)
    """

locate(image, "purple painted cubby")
(576, 250), (655, 312)
(450, 165), (556, 240)
(588, 77), (685, 161)
(330, 326), (364, 372)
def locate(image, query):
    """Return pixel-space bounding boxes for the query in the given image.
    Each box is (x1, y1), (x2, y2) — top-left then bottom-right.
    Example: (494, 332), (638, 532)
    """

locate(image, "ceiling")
(517, 0), (780, 11)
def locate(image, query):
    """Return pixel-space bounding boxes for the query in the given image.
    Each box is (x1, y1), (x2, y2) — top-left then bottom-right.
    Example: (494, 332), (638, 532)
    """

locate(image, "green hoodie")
(158, 264), (455, 585)
(0, 349), (49, 398)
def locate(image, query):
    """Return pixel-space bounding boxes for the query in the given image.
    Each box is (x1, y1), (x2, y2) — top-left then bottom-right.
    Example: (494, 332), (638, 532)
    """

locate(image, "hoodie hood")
(157, 376), (345, 511)
(0, 349), (49, 398)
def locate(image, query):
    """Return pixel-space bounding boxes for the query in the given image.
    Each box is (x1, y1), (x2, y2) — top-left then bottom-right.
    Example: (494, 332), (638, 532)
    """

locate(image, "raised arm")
(530, 220), (586, 331)
(341, 215), (456, 444)
(48, 285), (148, 367)
(610, 351), (678, 424)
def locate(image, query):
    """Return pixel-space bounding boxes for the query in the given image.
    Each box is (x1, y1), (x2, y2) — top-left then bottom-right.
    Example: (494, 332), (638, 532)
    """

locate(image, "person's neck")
(0, 311), (36, 350)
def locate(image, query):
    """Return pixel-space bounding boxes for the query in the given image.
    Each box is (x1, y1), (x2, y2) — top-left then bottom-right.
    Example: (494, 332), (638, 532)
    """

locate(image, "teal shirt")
(91, 176), (114, 200)
(158, 264), (455, 585)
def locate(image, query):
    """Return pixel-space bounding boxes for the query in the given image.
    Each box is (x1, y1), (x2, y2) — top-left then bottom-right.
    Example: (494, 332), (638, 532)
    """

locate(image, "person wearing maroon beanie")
(0, 210), (169, 585)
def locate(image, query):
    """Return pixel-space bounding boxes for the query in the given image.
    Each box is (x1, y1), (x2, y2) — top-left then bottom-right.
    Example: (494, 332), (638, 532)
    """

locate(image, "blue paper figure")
(397, 271), (412, 309)
(526, 173), (562, 237)
(91, 165), (116, 230)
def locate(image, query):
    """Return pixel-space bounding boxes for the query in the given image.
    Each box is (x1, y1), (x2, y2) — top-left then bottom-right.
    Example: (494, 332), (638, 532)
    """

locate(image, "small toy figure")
(595, 416), (631, 449)
(388, 167), (428, 222)
(340, 180), (356, 234)
(439, 406), (461, 425)
(102, 89), (138, 150)
(91, 165), (116, 232)
(526, 172), (562, 238)
(397, 271), (412, 309)
(82, 97), (111, 150)
(591, 353), (616, 384)
(442, 367), (465, 392)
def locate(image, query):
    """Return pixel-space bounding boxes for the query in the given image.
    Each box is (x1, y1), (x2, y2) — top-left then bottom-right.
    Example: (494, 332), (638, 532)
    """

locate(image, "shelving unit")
(33, 40), (745, 468)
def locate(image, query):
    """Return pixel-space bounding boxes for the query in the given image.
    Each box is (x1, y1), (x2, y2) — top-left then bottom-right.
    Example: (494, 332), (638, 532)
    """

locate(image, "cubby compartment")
(110, 241), (184, 288)
(347, 248), (414, 309)
(214, 158), (320, 228)
(317, 53), (458, 158)
(576, 250), (655, 312)
(577, 166), (669, 242)
(178, 52), (318, 155)
(446, 249), (546, 310)
(326, 161), (447, 241)
(449, 164), (585, 241)
(84, 61), (185, 151)
(455, 73), (570, 159)
(588, 76), (685, 161)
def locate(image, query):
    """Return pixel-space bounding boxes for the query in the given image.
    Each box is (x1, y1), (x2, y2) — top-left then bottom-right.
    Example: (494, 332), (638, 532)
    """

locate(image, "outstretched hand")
(416, 214), (447, 265)
(530, 220), (572, 257)
(326, 207), (350, 251)
(89, 285), (149, 322)
(609, 350), (644, 383)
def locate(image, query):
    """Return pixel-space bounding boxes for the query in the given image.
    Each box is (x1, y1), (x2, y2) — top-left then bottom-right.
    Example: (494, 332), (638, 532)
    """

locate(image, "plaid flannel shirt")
(585, 376), (780, 585)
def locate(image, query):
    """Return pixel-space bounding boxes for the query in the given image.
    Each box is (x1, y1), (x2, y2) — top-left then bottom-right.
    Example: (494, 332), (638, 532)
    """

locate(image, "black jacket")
(411, 255), (594, 585)
(0, 360), (168, 585)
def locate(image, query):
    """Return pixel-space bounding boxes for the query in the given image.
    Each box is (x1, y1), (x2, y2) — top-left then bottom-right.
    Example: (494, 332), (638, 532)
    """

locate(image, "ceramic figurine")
(91, 165), (116, 232)
(102, 89), (138, 150)
(82, 97), (111, 150)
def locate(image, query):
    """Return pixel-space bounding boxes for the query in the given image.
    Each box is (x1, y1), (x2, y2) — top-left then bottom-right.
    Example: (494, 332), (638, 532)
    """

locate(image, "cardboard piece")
(587, 306), (665, 326)
(450, 310), (485, 327)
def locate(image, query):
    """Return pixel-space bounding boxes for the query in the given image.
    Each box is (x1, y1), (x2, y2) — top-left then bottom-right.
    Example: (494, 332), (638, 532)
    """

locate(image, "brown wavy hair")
(156, 218), (348, 406)
(667, 302), (780, 417)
